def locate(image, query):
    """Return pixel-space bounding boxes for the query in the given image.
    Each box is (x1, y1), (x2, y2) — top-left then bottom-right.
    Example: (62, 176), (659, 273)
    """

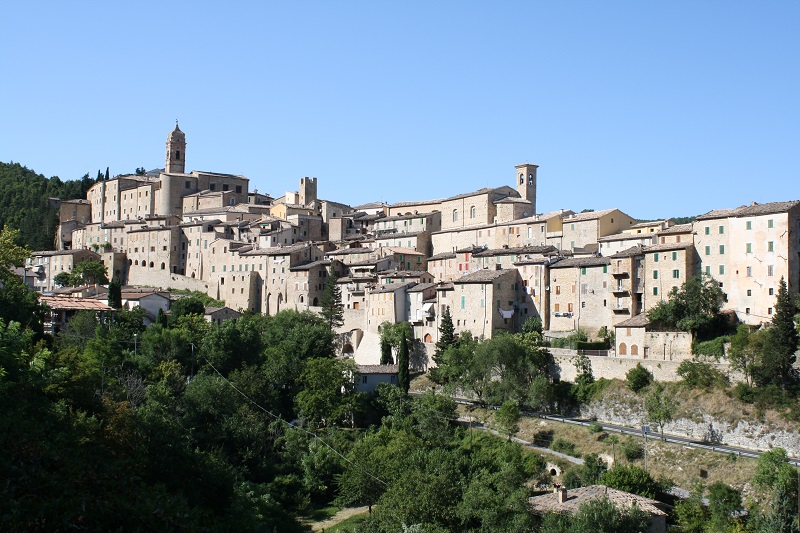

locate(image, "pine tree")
(398, 332), (410, 393)
(319, 265), (344, 330)
(762, 277), (799, 387)
(433, 306), (455, 365)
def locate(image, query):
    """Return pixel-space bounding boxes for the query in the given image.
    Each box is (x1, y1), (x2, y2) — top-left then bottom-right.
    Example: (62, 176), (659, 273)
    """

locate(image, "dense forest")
(0, 162), (100, 250)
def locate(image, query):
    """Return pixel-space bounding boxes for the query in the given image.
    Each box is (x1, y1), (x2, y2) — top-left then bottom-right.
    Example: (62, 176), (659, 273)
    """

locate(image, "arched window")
(631, 344), (639, 356)
(470, 206), (476, 219)
(134, 260), (139, 266)
(299, 295), (304, 303)
(176, 150), (180, 160)
(312, 297), (319, 306)
(519, 173), (524, 184)
(618, 342), (627, 355)
(160, 262), (165, 270)
(149, 261), (154, 268)
(191, 272), (195, 278)
(453, 209), (459, 222)
(528, 173), (534, 185)
(128, 259), (132, 266)
(423, 333), (433, 343)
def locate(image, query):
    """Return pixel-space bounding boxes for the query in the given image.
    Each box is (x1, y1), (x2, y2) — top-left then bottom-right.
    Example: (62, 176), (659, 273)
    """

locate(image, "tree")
(727, 324), (761, 386)
(296, 357), (359, 427)
(398, 329), (410, 393)
(0, 228), (30, 280)
(751, 448), (799, 533)
(644, 382), (676, 440)
(625, 363), (653, 392)
(379, 337), (393, 365)
(759, 277), (799, 388)
(169, 295), (205, 325)
(540, 496), (650, 532)
(433, 305), (456, 364)
(706, 481), (742, 532)
(601, 465), (660, 499)
(319, 265), (344, 330)
(521, 315), (543, 335)
(648, 274), (725, 337)
(53, 271), (72, 287)
(495, 401), (520, 441)
(70, 259), (108, 285)
(107, 278), (122, 309)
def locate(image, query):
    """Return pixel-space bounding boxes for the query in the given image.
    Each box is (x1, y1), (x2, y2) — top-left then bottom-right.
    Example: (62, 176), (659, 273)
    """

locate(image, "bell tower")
(165, 122), (186, 174)
(515, 163), (537, 215)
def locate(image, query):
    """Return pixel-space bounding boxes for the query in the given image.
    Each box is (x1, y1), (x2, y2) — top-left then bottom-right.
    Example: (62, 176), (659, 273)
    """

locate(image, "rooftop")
(454, 268), (515, 284)
(529, 485), (667, 517)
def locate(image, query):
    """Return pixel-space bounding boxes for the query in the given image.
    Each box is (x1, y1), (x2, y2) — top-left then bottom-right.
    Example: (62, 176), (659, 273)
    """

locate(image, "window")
(719, 265), (725, 275)
(223, 184), (229, 191)
(673, 269), (680, 278)
(653, 287), (658, 295)
(745, 308), (750, 315)
(719, 245), (725, 255)
(705, 226), (710, 235)
(568, 303), (573, 313)
(768, 241), (774, 252)
(768, 307), (773, 315)
(603, 265), (607, 273)
(705, 246), (711, 256)
(719, 225), (724, 234)
(746, 221), (752, 230)
(453, 209), (458, 222)
(554, 303), (560, 312)
(769, 288), (774, 295)
(185, 180), (190, 189)
(705, 266), (711, 275)
(653, 270), (658, 279)
(654, 254), (659, 262)
(767, 265), (774, 276)
(555, 286), (561, 295)
(470, 206), (476, 219)
(746, 243), (752, 253)
(209, 183), (216, 191)
(461, 296), (465, 309)
(768, 219), (774, 228)
(581, 267), (587, 275)
(235, 185), (242, 194)
(746, 266), (752, 277)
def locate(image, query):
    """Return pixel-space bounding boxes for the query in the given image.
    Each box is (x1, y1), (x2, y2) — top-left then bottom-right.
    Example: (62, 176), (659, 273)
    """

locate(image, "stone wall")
(552, 352), (702, 383)
(581, 399), (800, 457)
(127, 268), (210, 293)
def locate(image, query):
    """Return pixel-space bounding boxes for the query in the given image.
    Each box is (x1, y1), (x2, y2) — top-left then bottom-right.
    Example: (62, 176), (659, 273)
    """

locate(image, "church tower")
(165, 122), (186, 174)
(515, 163), (537, 215)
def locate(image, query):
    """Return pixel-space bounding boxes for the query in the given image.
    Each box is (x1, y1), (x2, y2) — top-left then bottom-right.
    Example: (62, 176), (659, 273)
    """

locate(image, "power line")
(201, 356), (387, 487)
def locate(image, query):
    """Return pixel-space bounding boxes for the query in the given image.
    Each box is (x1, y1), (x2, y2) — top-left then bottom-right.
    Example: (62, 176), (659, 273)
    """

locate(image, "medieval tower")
(165, 123), (186, 174)
(515, 163), (538, 215)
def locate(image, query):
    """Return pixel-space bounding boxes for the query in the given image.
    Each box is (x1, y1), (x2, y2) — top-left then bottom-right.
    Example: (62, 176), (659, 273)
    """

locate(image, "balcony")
(612, 305), (630, 313)
(611, 284), (628, 294)
(611, 268), (629, 278)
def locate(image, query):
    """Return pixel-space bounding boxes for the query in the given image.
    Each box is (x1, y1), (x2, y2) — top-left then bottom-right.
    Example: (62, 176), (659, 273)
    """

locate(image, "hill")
(0, 162), (98, 250)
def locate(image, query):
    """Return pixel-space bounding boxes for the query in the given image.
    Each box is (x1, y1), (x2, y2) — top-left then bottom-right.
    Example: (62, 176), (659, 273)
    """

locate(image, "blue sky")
(2, 1), (797, 219)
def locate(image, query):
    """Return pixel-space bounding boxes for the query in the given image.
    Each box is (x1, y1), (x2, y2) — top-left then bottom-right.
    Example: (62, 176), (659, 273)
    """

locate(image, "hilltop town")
(29, 125), (800, 375)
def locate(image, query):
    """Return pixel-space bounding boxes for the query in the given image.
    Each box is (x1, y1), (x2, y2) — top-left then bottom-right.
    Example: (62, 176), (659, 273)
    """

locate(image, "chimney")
(558, 488), (568, 503)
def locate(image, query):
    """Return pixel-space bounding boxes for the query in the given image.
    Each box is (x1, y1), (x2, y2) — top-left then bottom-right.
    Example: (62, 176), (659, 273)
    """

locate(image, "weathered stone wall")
(551, 352), (696, 383)
(126, 268), (210, 293)
(580, 398), (800, 457)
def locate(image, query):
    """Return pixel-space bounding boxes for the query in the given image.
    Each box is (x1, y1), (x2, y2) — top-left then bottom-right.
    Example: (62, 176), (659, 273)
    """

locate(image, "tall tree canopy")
(0, 162), (99, 250)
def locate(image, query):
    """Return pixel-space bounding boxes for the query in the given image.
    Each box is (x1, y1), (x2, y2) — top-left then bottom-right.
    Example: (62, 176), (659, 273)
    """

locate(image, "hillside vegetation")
(0, 162), (98, 250)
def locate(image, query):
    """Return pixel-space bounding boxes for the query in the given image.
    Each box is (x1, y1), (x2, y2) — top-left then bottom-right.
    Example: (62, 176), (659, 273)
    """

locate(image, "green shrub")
(621, 438), (643, 461)
(693, 336), (729, 359)
(625, 363), (653, 393)
(677, 359), (729, 389)
(550, 438), (577, 456)
(550, 329), (589, 349)
(588, 422), (603, 434)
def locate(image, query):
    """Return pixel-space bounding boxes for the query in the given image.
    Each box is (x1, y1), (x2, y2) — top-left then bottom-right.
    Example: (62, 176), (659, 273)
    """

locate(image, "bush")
(621, 438), (643, 461)
(550, 438), (577, 456)
(693, 336), (729, 359)
(677, 359), (729, 389)
(550, 329), (589, 349)
(601, 464), (660, 499)
(588, 422), (603, 434)
(625, 363), (653, 393)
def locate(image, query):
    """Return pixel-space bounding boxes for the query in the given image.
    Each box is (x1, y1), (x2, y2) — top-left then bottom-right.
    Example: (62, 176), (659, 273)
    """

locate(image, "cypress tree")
(433, 306), (455, 365)
(319, 265), (344, 330)
(762, 277), (799, 387)
(398, 331), (410, 393)
(107, 278), (122, 309)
